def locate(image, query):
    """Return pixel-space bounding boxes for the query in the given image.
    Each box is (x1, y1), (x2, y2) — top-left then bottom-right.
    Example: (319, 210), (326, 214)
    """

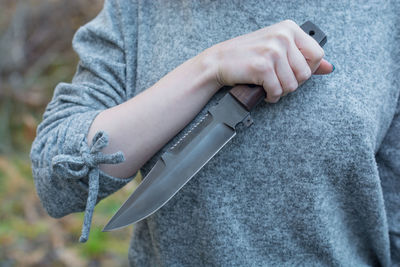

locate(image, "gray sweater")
(30, 0), (400, 266)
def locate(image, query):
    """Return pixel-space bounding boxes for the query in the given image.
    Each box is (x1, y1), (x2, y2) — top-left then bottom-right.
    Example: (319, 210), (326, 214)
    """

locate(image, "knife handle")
(228, 20), (327, 111)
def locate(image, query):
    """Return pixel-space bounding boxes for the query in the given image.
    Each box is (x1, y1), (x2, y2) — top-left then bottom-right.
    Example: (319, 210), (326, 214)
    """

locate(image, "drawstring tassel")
(52, 131), (124, 243)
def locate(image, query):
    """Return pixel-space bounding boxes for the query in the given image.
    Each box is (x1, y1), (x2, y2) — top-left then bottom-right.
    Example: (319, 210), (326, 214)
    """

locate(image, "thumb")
(313, 58), (334, 75)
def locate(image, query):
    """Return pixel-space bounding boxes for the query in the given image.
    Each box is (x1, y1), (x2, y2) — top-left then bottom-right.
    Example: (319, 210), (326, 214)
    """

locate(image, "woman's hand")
(204, 19), (334, 103)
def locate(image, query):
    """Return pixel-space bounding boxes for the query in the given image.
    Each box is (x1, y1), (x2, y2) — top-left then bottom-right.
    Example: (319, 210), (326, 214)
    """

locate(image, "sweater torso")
(115, 1), (400, 266)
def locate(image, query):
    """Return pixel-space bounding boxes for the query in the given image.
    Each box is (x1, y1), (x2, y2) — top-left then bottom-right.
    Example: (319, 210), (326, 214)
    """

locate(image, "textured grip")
(228, 21), (327, 111)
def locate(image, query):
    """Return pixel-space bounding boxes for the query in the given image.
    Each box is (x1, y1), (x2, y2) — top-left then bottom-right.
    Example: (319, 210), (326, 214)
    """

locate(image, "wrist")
(195, 46), (223, 93)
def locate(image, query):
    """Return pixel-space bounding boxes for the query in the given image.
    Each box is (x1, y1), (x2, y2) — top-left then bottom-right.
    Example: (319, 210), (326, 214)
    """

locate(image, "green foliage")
(82, 227), (108, 257)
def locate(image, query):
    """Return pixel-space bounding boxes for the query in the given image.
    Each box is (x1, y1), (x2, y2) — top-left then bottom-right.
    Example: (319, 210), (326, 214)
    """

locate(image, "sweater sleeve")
(30, 0), (137, 243)
(376, 94), (400, 264)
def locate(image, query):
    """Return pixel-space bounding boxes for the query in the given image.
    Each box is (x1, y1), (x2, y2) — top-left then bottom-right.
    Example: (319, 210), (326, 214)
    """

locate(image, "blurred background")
(0, 0), (140, 266)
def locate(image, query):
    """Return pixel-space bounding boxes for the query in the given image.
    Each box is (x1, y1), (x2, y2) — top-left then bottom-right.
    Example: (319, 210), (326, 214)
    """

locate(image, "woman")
(30, 0), (400, 265)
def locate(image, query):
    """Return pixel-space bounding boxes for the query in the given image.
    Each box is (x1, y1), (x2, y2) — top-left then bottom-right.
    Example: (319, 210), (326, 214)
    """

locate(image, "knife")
(103, 21), (327, 232)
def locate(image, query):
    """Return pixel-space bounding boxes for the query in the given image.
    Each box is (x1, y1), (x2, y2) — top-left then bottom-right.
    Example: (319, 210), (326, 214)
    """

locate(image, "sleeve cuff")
(52, 130), (135, 243)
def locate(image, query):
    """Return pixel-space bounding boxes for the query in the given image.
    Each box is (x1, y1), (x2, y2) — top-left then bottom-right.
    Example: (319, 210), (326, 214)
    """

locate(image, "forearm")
(87, 50), (219, 178)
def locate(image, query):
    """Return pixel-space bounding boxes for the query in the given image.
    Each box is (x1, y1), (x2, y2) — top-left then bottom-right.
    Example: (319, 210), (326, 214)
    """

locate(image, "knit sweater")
(30, 0), (400, 266)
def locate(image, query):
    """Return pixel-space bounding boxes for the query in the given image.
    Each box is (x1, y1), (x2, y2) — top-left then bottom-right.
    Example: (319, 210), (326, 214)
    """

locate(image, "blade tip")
(102, 220), (130, 232)
(102, 224), (112, 232)
(102, 220), (119, 232)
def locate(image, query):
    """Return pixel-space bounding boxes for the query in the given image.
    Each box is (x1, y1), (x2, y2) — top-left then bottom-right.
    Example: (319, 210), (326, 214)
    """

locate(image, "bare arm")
(87, 51), (220, 178)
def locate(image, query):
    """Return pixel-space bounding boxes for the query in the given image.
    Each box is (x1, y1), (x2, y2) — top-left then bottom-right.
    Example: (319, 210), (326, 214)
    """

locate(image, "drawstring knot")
(52, 131), (124, 242)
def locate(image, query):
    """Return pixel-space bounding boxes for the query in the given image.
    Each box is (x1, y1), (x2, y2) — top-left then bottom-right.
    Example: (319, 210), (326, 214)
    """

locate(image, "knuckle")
(297, 67), (312, 82)
(263, 63), (274, 73)
(269, 87), (283, 98)
(306, 45), (324, 65)
(275, 32), (292, 47)
(249, 58), (270, 74)
(285, 80), (298, 92)
(312, 48), (324, 62)
(268, 96), (280, 103)
(283, 19), (297, 28)
(267, 47), (281, 61)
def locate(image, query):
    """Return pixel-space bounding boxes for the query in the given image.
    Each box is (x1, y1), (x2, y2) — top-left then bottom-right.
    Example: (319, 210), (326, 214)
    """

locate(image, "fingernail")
(331, 63), (335, 72)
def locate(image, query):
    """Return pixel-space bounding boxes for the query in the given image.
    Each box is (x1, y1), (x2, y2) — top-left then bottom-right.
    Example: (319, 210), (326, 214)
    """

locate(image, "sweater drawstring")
(52, 131), (125, 243)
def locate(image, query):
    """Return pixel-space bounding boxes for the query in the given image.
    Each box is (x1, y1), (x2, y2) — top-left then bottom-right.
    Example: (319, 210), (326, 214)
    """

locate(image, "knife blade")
(103, 20), (327, 232)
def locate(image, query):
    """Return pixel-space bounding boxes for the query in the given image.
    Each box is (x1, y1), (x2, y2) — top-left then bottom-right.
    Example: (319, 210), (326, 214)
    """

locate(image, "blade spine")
(169, 112), (211, 153)
(104, 127), (237, 231)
